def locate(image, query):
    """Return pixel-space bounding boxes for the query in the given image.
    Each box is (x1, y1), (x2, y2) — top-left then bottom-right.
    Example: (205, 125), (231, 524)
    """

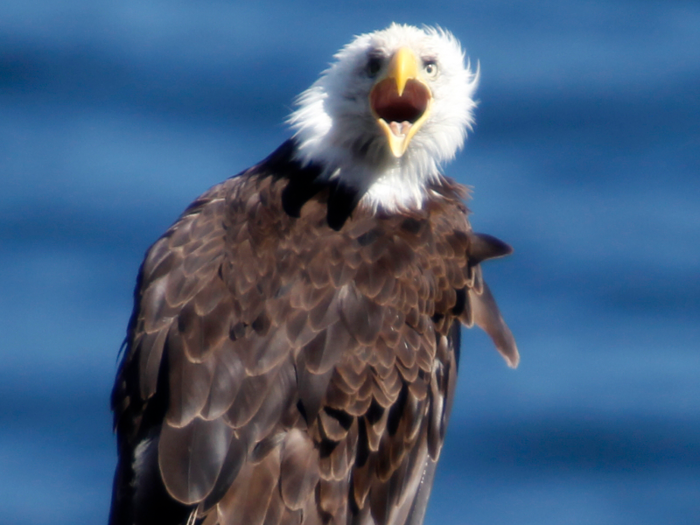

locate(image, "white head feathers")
(288, 24), (479, 211)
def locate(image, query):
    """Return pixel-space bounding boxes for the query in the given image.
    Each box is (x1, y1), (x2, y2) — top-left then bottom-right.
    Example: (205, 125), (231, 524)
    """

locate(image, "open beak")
(369, 47), (432, 158)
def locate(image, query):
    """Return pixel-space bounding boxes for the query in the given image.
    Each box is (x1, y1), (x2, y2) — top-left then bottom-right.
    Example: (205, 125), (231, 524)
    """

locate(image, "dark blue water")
(1, 1), (699, 523)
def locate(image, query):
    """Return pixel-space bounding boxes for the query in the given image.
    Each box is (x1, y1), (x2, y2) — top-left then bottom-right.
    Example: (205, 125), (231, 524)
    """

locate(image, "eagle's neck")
(259, 139), (443, 231)
(291, 144), (440, 216)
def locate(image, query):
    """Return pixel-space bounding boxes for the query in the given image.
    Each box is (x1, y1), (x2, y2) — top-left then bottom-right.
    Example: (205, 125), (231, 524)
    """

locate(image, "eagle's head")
(289, 24), (479, 211)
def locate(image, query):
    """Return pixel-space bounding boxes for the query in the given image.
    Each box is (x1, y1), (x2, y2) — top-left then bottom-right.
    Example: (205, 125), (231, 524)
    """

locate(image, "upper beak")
(369, 47), (432, 158)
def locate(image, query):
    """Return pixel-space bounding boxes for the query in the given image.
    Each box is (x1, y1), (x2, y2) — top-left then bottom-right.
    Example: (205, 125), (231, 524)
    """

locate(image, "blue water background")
(1, 1), (699, 523)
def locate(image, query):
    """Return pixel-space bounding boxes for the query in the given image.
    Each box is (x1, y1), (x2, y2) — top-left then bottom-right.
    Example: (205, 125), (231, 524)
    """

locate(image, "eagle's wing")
(110, 170), (516, 525)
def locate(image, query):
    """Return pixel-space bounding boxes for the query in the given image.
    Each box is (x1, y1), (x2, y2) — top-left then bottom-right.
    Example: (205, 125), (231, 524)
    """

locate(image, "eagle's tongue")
(388, 121), (412, 137)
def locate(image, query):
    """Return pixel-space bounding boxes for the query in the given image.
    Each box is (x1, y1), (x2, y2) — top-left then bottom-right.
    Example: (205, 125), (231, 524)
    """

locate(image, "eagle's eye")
(366, 56), (382, 78)
(423, 60), (438, 79)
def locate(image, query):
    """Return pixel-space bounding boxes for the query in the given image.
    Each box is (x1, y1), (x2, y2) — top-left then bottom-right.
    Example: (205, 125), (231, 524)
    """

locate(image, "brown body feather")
(109, 143), (516, 525)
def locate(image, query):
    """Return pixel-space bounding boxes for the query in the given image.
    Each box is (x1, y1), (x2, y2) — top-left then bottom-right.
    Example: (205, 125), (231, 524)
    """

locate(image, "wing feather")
(166, 324), (216, 428)
(200, 340), (245, 420)
(159, 416), (235, 504)
(280, 429), (321, 510)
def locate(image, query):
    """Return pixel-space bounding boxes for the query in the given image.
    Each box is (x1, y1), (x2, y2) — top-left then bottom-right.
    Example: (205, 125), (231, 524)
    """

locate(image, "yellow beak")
(369, 47), (433, 158)
(389, 47), (419, 97)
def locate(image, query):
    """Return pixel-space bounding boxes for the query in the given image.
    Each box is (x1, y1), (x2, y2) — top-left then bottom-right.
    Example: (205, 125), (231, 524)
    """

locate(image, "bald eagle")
(109, 24), (518, 525)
